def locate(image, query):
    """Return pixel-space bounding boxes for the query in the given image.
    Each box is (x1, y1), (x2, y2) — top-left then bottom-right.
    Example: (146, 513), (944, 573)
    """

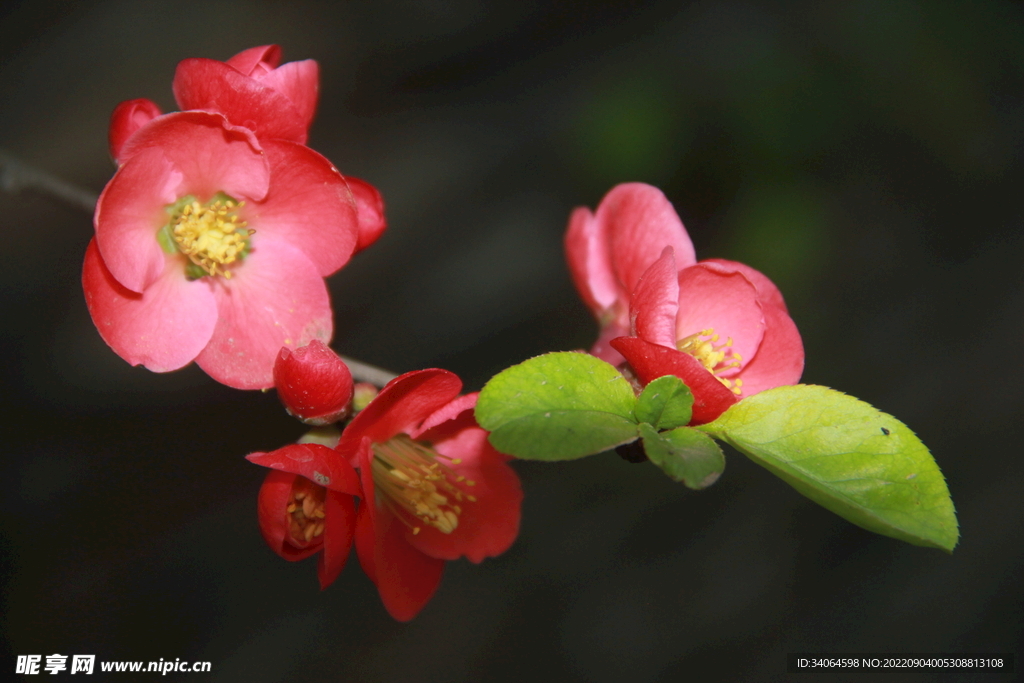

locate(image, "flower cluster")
(249, 344), (522, 621)
(84, 46), (386, 389)
(80, 45), (822, 623)
(567, 182), (804, 423)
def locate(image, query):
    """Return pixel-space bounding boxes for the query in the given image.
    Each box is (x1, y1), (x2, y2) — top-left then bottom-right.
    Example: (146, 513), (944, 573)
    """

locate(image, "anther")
(371, 434), (476, 535)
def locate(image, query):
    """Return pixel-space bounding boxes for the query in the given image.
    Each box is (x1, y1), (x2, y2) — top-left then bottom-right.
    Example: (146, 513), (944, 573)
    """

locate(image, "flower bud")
(274, 340), (353, 425)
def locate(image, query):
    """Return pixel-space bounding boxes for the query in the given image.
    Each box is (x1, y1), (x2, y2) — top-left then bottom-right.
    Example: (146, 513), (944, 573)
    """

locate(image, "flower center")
(160, 194), (253, 279)
(371, 434), (476, 535)
(285, 476), (326, 545)
(677, 328), (744, 395)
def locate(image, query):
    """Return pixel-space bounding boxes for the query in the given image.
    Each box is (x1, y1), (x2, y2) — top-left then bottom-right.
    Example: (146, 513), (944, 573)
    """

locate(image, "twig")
(0, 149), (99, 213)
(339, 356), (399, 387)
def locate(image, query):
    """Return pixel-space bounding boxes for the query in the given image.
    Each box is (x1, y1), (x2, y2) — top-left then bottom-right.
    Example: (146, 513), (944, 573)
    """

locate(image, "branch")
(0, 149), (99, 213)
(339, 355), (399, 387)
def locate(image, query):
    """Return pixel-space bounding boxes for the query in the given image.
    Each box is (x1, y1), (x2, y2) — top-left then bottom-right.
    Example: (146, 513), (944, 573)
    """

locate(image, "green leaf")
(698, 385), (958, 552)
(634, 375), (694, 429)
(639, 422), (724, 489)
(476, 352), (640, 460)
(489, 411), (639, 461)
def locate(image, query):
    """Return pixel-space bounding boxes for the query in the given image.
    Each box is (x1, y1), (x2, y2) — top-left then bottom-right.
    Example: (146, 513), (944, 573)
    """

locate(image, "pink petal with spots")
(195, 236), (333, 390)
(255, 140), (359, 276)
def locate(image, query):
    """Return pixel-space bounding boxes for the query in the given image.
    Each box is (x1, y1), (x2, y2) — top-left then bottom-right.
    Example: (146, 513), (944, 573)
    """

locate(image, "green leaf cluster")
(475, 352), (958, 551)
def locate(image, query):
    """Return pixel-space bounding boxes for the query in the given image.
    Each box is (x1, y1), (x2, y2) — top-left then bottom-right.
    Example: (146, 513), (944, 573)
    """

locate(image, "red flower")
(565, 182), (696, 364)
(246, 442), (361, 589)
(83, 110), (362, 389)
(610, 245), (804, 424)
(336, 369), (522, 621)
(274, 340), (353, 425)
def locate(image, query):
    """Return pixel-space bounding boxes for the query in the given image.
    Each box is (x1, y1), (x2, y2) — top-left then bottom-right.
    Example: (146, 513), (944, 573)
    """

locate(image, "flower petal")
(354, 437), (379, 581)
(173, 58), (309, 144)
(408, 405), (522, 563)
(565, 205), (618, 316)
(734, 300), (804, 397)
(610, 336), (738, 425)
(225, 45), (282, 74)
(630, 247), (680, 349)
(344, 175), (387, 254)
(255, 141), (359, 276)
(318, 490), (356, 590)
(599, 183), (696, 297)
(255, 470), (322, 563)
(355, 500), (377, 584)
(702, 258), (789, 313)
(675, 264), (765, 374)
(94, 147), (180, 293)
(338, 369), (463, 450)
(118, 111), (270, 202)
(589, 321), (630, 366)
(372, 509), (446, 622)
(245, 443), (360, 496)
(259, 60), (319, 135)
(82, 238), (217, 372)
(195, 237), (333, 390)
(108, 98), (162, 164)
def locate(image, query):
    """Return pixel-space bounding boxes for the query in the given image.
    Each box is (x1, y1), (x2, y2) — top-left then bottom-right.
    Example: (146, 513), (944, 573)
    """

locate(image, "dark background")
(2, 1), (1022, 680)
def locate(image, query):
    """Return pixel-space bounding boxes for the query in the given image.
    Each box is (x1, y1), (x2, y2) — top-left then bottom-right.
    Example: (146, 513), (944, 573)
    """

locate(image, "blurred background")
(1, 0), (1022, 680)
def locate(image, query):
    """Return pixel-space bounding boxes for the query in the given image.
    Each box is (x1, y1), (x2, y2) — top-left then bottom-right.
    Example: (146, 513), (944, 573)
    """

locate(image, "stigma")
(168, 195), (253, 279)
(371, 434), (475, 535)
(285, 476), (326, 545)
(677, 328), (744, 395)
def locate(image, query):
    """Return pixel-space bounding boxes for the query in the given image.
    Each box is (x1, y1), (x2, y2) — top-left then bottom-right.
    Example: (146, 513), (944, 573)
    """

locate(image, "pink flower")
(566, 183), (803, 423)
(83, 110), (363, 389)
(609, 245), (804, 425)
(246, 442), (361, 589)
(274, 340), (354, 425)
(565, 182), (696, 364)
(336, 369), (522, 621)
(111, 45), (386, 254)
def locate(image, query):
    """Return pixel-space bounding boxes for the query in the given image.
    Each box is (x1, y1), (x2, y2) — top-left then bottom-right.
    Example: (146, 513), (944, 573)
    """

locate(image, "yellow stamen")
(170, 197), (251, 279)
(676, 327), (744, 395)
(286, 477), (326, 546)
(371, 434), (473, 535)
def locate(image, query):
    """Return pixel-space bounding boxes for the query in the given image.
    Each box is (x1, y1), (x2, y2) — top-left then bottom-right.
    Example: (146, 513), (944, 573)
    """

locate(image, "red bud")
(274, 340), (353, 425)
